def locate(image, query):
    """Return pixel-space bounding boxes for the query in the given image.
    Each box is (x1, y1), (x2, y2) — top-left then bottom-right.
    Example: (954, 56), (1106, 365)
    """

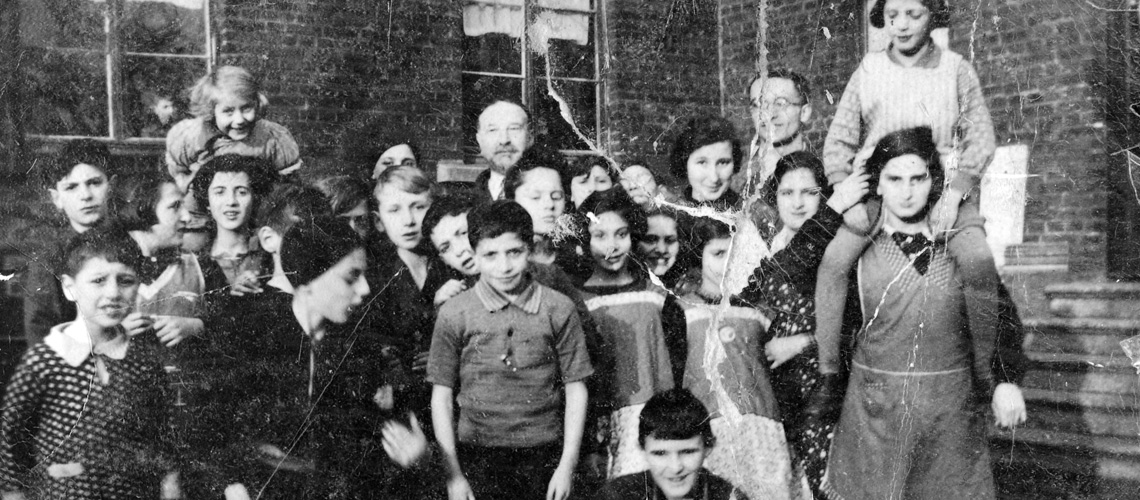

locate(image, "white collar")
(44, 321), (130, 368)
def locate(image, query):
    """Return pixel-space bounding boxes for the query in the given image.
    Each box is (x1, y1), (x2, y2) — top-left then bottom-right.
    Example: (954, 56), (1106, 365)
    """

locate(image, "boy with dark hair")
(255, 183), (332, 294)
(427, 200), (592, 500)
(598, 388), (749, 500)
(23, 139), (116, 343)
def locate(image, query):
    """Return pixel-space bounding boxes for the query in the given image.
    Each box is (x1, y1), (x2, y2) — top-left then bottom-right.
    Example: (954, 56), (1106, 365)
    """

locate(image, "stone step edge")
(1021, 387), (1140, 411)
(1045, 282), (1140, 298)
(1024, 317), (1140, 331)
(1025, 351), (1137, 370)
(989, 427), (1140, 458)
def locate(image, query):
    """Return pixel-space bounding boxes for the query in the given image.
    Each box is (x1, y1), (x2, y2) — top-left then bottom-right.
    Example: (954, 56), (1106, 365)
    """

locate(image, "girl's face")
(639, 215), (679, 277)
(431, 212), (478, 277)
(776, 168), (822, 232)
(375, 184), (431, 251)
(208, 172), (253, 233)
(373, 144), (418, 179)
(589, 211), (632, 275)
(700, 237), (732, 295)
(213, 91), (259, 141)
(513, 167), (566, 236)
(152, 182), (188, 249)
(305, 248), (370, 325)
(885, 0), (933, 56)
(570, 165), (614, 208)
(686, 141), (735, 202)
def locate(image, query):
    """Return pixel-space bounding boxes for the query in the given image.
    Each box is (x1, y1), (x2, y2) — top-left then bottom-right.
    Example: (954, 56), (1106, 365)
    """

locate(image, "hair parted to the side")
(373, 165), (433, 201)
(189, 154), (278, 224)
(259, 182), (332, 236)
(43, 139), (114, 189)
(315, 175), (371, 218)
(863, 126), (945, 206)
(763, 150), (832, 208)
(638, 388), (716, 449)
(188, 65), (269, 118)
(869, 0), (950, 29)
(422, 192), (481, 245)
(576, 186), (648, 245)
(58, 226), (145, 278)
(748, 67), (812, 104)
(686, 217), (734, 266)
(669, 116), (744, 180)
(467, 200), (534, 252)
(108, 167), (175, 232)
(503, 144), (570, 199)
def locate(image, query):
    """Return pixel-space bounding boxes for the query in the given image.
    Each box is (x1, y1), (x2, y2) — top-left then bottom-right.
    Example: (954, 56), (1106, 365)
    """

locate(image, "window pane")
(122, 55), (206, 138)
(19, 0), (106, 50)
(464, 33), (523, 75)
(529, 8), (595, 80)
(532, 78), (596, 151)
(462, 73), (523, 158)
(20, 50), (109, 137)
(122, 0), (208, 55)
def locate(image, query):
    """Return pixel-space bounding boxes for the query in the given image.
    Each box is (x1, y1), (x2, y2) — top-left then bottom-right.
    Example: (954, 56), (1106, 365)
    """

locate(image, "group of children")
(4, 0), (1030, 499)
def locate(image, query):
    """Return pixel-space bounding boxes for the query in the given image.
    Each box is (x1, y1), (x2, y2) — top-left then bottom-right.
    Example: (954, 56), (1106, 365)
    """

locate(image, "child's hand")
(827, 171), (870, 215)
(161, 471), (181, 499)
(122, 312), (154, 337)
(447, 475), (476, 500)
(434, 279), (468, 306)
(154, 316), (204, 347)
(382, 412), (431, 468)
(992, 383), (1027, 429)
(929, 193), (961, 239)
(412, 351), (430, 374)
(2, 490), (27, 500)
(546, 463), (574, 500)
(765, 335), (811, 369)
(223, 483), (251, 500)
(852, 147), (875, 172)
(229, 270), (263, 296)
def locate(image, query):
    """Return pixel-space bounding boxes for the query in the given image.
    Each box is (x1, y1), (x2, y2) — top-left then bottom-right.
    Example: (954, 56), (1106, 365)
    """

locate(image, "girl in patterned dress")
(0, 229), (179, 499)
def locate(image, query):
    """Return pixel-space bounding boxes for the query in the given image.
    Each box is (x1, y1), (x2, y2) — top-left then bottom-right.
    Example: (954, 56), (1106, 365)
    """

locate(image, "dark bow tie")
(890, 232), (933, 275)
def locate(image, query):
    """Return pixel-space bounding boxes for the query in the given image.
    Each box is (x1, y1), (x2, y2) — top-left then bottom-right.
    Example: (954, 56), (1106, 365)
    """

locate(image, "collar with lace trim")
(44, 320), (129, 368)
(473, 275), (541, 314)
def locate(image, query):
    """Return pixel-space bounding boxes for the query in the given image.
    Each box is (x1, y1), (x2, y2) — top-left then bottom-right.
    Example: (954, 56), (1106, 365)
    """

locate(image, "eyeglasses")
(749, 97), (804, 112)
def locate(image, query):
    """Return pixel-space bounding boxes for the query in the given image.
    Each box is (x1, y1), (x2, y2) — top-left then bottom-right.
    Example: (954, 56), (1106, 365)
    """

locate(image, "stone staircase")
(992, 283), (1140, 499)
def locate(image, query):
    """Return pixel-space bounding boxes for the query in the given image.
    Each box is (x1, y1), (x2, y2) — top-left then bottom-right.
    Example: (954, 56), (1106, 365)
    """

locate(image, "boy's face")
(570, 165), (613, 208)
(340, 200), (371, 239)
(152, 182), (188, 250)
(643, 435), (708, 500)
(700, 237), (732, 295)
(639, 215), (679, 277)
(302, 248), (370, 325)
(213, 91), (259, 141)
(207, 172), (254, 232)
(62, 257), (140, 331)
(513, 167), (566, 236)
(475, 232), (530, 295)
(374, 184), (431, 251)
(50, 163), (109, 234)
(877, 154), (933, 222)
(588, 211), (631, 274)
(431, 213), (478, 277)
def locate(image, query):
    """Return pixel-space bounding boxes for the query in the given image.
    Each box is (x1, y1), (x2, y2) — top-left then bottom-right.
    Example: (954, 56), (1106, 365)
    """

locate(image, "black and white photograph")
(0, 0), (1136, 498)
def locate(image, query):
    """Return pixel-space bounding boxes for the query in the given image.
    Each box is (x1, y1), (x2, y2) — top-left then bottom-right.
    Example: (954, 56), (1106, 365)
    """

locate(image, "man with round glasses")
(733, 68), (815, 193)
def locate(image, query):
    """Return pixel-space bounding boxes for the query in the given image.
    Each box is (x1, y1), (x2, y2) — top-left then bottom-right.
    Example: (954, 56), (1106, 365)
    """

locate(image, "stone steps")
(992, 426), (1140, 499)
(1019, 352), (1139, 396)
(1046, 282), (1140, 320)
(1024, 317), (1140, 357)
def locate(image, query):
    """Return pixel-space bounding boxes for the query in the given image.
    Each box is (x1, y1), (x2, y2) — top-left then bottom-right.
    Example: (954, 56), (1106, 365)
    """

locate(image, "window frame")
(460, 0), (607, 160)
(20, 0), (216, 151)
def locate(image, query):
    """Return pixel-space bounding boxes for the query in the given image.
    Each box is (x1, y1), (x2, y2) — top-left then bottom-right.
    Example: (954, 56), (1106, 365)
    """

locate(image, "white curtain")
(463, 0), (590, 46)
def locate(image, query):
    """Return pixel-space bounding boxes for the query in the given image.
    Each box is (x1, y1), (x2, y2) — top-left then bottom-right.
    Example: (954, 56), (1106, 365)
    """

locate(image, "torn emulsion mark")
(1119, 335), (1140, 375)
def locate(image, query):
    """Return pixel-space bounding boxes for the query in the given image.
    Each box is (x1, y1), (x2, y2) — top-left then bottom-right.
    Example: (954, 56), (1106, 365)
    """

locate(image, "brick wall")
(754, 0), (1110, 273)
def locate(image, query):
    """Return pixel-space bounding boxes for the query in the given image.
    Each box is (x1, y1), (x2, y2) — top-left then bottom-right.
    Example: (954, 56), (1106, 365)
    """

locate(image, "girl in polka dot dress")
(0, 230), (179, 500)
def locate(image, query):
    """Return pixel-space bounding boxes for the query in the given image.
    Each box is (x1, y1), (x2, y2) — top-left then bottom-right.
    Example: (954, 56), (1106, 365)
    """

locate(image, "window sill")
(26, 135), (166, 157)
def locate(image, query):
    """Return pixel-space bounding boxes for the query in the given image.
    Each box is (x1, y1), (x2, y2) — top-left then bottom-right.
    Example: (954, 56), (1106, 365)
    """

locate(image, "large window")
(462, 0), (602, 157)
(18, 0), (212, 140)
